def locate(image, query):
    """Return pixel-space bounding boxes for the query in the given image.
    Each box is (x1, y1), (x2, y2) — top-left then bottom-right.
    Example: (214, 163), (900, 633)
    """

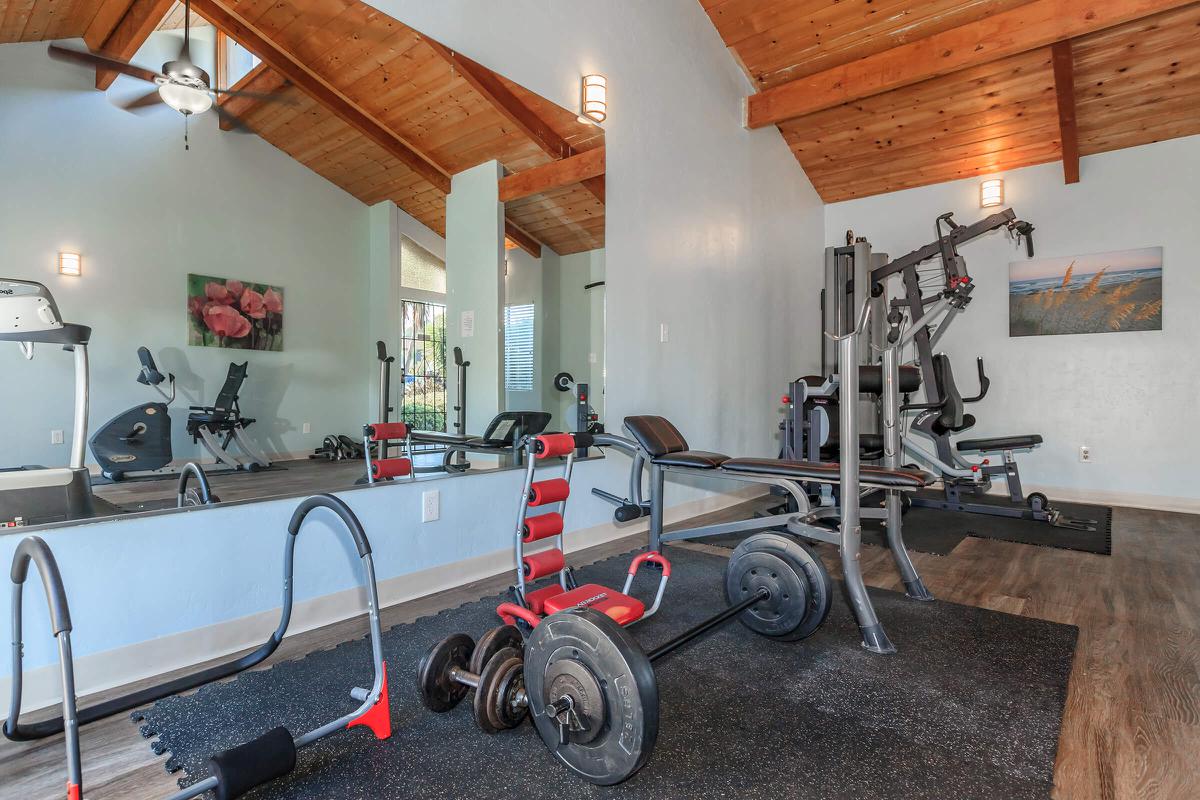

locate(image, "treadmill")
(0, 279), (104, 526)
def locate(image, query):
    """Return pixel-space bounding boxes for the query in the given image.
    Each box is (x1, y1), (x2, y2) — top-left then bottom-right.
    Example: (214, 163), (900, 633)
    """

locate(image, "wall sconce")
(980, 178), (1004, 208)
(581, 74), (607, 124)
(58, 251), (82, 277)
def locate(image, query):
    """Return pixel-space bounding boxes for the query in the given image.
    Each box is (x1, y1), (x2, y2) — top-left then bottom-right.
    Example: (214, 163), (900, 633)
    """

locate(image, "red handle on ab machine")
(628, 551), (671, 577)
(496, 602), (542, 628)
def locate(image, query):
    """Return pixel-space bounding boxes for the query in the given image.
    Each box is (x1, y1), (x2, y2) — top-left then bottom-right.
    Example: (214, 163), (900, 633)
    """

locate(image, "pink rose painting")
(187, 274), (284, 351)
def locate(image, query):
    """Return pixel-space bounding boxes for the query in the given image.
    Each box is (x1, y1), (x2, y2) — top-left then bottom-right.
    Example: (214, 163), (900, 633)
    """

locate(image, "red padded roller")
(529, 478), (570, 506)
(371, 458), (412, 479)
(523, 548), (565, 580)
(534, 433), (576, 459)
(367, 422), (409, 442)
(523, 512), (564, 543)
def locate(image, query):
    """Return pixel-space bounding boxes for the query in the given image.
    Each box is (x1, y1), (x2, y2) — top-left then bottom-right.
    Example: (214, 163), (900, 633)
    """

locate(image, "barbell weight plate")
(416, 633), (475, 712)
(552, 371), (574, 392)
(725, 532), (833, 641)
(525, 609), (658, 786)
(469, 624), (524, 675)
(474, 647), (528, 733)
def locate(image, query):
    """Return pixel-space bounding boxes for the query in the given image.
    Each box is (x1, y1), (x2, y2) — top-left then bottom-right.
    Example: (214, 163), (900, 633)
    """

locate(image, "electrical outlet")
(422, 489), (440, 523)
(659, 323), (669, 343)
(302, 422), (311, 434)
(50, 429), (64, 445)
(1079, 445), (1091, 463)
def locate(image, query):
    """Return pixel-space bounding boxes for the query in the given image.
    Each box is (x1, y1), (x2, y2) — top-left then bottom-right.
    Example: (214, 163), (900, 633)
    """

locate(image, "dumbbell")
(417, 625), (529, 733)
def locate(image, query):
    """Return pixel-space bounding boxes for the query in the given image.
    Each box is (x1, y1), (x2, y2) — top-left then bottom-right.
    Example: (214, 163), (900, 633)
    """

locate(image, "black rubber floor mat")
(959, 501), (1113, 555)
(135, 546), (1077, 800)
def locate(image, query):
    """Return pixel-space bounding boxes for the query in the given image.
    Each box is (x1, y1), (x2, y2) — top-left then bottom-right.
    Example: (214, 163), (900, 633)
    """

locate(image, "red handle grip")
(529, 478), (570, 506)
(496, 602), (542, 628)
(372, 458), (412, 479)
(367, 422), (409, 442)
(523, 512), (564, 543)
(628, 551), (671, 578)
(534, 434), (576, 459)
(523, 548), (565, 580)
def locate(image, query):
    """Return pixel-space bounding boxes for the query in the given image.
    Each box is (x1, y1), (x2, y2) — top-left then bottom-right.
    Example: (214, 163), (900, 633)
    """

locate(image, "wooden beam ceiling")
(192, 0), (452, 194)
(504, 220), (542, 259)
(744, 0), (1197, 129)
(1051, 40), (1080, 184)
(423, 38), (607, 206)
(499, 147), (605, 203)
(92, 0), (175, 90)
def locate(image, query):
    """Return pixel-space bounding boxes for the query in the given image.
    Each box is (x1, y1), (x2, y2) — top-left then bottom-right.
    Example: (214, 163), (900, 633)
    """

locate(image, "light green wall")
(503, 247), (544, 412)
(542, 248), (606, 430)
(445, 161), (505, 434)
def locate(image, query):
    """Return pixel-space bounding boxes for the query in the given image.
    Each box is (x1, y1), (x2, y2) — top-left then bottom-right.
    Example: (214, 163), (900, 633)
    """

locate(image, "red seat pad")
(523, 583), (566, 616)
(542, 583), (645, 626)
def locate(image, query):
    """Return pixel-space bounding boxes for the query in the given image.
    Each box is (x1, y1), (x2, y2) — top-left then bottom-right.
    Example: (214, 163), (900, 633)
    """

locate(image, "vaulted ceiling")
(702, 0), (1200, 202)
(0, 0), (605, 256)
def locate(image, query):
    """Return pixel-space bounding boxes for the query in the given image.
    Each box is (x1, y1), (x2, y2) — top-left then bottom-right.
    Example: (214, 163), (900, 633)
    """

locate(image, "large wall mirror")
(0, 0), (605, 530)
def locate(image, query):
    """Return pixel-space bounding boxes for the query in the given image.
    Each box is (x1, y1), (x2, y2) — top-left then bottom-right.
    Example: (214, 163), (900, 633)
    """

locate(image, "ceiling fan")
(47, 0), (285, 142)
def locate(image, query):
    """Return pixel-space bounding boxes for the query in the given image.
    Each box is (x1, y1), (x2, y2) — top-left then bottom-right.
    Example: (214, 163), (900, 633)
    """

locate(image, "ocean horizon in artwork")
(1009, 248), (1162, 337)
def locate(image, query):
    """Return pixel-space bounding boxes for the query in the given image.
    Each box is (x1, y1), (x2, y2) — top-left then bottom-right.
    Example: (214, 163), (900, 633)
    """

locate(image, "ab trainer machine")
(418, 433), (833, 784)
(5, 494), (392, 800)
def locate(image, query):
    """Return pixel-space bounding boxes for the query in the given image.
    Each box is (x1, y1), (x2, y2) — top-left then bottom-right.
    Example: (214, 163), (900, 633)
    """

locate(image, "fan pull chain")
(185, 114), (190, 151)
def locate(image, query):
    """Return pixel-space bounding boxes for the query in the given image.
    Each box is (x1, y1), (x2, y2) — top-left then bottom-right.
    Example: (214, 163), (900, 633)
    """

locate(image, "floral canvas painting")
(1009, 247), (1162, 337)
(187, 274), (284, 351)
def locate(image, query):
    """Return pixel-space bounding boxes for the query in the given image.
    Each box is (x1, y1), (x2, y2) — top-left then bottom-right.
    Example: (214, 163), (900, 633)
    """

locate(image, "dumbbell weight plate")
(525, 609), (658, 785)
(473, 646), (524, 733)
(725, 532), (833, 641)
(488, 653), (528, 731)
(469, 624), (523, 675)
(417, 633), (475, 712)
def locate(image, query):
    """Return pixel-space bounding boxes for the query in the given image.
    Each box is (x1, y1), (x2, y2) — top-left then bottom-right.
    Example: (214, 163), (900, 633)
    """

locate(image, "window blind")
(504, 303), (535, 391)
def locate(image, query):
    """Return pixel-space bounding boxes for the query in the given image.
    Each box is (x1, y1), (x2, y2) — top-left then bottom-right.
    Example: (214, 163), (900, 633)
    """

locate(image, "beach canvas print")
(1009, 247), (1162, 337)
(187, 274), (284, 351)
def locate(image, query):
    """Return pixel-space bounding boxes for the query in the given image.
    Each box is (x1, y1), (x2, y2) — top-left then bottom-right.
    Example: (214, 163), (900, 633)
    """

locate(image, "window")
(504, 304), (535, 392)
(400, 236), (446, 294)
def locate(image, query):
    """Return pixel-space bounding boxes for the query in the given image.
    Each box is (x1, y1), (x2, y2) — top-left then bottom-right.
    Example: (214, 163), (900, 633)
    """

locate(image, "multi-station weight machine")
(785, 209), (1094, 530)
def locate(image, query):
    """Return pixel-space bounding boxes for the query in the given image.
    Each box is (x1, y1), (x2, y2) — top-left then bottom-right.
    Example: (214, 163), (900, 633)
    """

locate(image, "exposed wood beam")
(745, 0), (1195, 129)
(192, 0), (452, 194)
(1050, 40), (1080, 184)
(83, 0), (136, 51)
(213, 28), (228, 92)
(92, 0), (175, 90)
(422, 37), (606, 205)
(499, 147), (605, 203)
(505, 220), (542, 258)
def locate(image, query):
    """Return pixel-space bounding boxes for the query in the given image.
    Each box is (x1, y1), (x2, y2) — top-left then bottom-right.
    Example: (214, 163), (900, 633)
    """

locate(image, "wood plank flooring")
(1, 502), (1197, 799)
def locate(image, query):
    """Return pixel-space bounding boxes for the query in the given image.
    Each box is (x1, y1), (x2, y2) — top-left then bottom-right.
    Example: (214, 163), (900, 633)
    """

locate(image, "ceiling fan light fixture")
(158, 82), (213, 115)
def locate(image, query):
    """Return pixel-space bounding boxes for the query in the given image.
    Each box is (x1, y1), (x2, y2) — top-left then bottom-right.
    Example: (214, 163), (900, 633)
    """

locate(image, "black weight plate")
(416, 633), (474, 712)
(476, 647), (527, 732)
(552, 371), (574, 392)
(470, 624), (524, 675)
(726, 532), (832, 641)
(489, 654), (529, 730)
(525, 609), (658, 785)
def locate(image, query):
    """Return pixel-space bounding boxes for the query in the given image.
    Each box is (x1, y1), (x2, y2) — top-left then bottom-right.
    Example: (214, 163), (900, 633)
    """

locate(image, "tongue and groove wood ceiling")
(701, 0), (1200, 202)
(0, 0), (604, 257)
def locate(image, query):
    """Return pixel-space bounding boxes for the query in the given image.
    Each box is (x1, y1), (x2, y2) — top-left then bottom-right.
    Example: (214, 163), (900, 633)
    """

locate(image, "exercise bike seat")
(541, 583), (645, 626)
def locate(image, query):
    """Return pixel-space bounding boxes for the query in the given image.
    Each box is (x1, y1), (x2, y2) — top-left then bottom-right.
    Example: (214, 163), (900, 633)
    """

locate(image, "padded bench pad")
(956, 434), (1043, 453)
(542, 583), (645, 626)
(652, 450), (730, 469)
(720, 458), (933, 489)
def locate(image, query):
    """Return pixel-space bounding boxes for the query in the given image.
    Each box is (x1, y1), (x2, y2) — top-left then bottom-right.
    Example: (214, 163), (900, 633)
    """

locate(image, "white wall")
(824, 137), (1200, 507)
(503, 246), (545, 412)
(0, 33), (371, 466)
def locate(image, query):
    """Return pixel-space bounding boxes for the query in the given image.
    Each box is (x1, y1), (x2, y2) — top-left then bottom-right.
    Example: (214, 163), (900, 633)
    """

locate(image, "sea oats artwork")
(1009, 247), (1162, 337)
(187, 274), (284, 351)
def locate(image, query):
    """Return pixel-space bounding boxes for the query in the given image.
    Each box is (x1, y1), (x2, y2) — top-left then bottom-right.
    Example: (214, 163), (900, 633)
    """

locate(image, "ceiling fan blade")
(119, 88), (165, 113)
(211, 86), (296, 104)
(213, 103), (253, 133)
(47, 43), (164, 84)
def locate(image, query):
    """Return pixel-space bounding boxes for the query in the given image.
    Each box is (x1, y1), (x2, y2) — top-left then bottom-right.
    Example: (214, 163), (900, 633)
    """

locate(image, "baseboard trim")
(1025, 483), (1200, 515)
(3, 487), (761, 713)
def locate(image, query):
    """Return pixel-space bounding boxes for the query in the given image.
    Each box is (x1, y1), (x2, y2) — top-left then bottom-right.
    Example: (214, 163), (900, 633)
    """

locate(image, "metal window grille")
(400, 300), (447, 441)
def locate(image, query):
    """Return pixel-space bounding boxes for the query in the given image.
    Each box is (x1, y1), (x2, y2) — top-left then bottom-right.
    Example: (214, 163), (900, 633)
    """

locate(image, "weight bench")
(404, 411), (552, 473)
(593, 416), (936, 653)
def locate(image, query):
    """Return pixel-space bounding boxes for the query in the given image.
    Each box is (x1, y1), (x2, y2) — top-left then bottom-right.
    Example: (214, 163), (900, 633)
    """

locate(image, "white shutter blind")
(504, 304), (535, 391)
